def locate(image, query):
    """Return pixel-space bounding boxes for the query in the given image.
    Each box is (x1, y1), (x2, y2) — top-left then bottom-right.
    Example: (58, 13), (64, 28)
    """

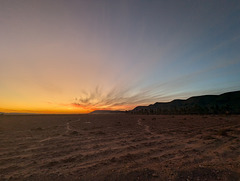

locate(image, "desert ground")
(0, 114), (239, 181)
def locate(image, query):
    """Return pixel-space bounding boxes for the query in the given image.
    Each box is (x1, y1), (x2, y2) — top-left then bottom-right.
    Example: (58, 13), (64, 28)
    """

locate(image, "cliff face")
(131, 91), (240, 115)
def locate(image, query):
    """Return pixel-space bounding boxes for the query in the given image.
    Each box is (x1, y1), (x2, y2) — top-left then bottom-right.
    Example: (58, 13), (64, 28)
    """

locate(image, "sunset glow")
(0, 1), (240, 114)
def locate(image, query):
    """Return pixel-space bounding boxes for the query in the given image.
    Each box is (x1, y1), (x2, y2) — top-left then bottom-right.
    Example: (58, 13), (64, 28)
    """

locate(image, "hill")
(89, 110), (125, 114)
(131, 90), (240, 115)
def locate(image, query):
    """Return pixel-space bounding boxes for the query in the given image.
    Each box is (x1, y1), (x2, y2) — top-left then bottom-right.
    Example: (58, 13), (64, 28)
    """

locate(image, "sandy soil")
(0, 114), (239, 181)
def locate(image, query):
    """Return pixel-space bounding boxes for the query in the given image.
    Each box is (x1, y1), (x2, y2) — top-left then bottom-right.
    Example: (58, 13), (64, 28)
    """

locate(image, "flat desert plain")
(0, 114), (239, 180)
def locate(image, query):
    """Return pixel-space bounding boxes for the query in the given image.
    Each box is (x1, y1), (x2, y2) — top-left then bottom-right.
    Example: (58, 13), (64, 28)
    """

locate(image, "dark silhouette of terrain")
(89, 110), (124, 114)
(131, 91), (240, 115)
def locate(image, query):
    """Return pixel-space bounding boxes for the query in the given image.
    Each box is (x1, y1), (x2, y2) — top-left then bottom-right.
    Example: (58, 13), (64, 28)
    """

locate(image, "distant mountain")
(89, 110), (125, 114)
(1, 113), (38, 115)
(130, 91), (240, 115)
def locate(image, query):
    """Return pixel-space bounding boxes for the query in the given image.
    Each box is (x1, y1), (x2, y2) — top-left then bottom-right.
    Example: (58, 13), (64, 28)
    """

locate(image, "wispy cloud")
(68, 57), (240, 112)
(69, 85), (163, 111)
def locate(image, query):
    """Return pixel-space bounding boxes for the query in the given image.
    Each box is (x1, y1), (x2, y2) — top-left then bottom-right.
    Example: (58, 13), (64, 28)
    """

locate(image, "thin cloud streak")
(69, 57), (240, 112)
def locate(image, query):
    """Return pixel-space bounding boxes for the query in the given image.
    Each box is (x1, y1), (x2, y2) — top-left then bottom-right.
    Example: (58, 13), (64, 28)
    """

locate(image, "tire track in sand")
(137, 118), (154, 135)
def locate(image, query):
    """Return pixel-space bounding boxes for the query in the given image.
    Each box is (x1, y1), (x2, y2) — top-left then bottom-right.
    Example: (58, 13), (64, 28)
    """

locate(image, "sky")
(0, 0), (240, 114)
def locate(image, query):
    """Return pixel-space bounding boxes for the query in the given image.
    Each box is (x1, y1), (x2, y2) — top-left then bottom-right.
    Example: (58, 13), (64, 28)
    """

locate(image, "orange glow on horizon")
(0, 104), (135, 114)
